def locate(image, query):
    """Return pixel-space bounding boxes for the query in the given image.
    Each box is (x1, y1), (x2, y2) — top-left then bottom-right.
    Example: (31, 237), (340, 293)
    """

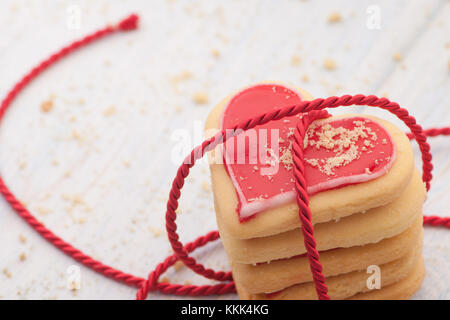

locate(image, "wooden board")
(0, 0), (448, 299)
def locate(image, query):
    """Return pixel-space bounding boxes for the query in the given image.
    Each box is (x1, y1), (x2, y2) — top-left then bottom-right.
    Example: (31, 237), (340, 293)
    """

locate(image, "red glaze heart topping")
(220, 84), (395, 221)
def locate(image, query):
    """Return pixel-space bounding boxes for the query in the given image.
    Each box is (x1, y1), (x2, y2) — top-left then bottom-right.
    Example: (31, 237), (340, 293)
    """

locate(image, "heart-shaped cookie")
(220, 84), (396, 221)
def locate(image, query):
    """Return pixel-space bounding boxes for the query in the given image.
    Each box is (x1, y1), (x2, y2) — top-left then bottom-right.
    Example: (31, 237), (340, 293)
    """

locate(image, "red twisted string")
(292, 110), (331, 300)
(407, 127), (450, 139)
(423, 215), (450, 228)
(0, 14), (448, 300)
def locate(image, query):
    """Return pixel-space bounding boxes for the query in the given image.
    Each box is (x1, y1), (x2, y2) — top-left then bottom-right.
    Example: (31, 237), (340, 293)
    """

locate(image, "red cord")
(0, 14), (448, 300)
(292, 110), (332, 299)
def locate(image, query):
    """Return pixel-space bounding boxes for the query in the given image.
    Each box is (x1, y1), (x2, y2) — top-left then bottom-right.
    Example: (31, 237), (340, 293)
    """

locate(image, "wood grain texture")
(0, 0), (448, 299)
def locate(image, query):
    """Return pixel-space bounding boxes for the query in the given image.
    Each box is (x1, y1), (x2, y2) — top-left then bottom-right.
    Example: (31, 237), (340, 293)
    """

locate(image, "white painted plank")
(0, 0), (448, 299)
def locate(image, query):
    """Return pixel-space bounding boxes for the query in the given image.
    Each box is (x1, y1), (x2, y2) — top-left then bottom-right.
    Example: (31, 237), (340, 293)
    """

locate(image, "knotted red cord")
(0, 14), (448, 300)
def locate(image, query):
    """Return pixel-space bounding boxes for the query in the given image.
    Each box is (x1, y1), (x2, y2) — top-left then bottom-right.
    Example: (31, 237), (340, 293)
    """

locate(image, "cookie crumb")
(103, 105), (116, 116)
(72, 130), (80, 140)
(323, 58), (337, 70)
(171, 71), (192, 89)
(2, 268), (12, 278)
(37, 206), (52, 215)
(193, 92), (209, 105)
(211, 49), (220, 58)
(201, 180), (211, 192)
(327, 11), (342, 23)
(173, 261), (184, 271)
(393, 52), (403, 62)
(160, 277), (170, 283)
(72, 195), (85, 205)
(68, 279), (80, 291)
(148, 225), (163, 237)
(290, 55), (301, 66)
(304, 121), (379, 176)
(19, 234), (27, 244)
(40, 99), (54, 112)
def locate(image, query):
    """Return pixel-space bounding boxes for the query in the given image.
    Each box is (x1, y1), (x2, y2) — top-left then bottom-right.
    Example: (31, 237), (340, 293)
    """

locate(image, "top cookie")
(206, 83), (414, 239)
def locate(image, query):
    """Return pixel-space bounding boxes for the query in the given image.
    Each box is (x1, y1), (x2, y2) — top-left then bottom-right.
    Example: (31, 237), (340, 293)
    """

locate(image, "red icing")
(220, 84), (396, 222)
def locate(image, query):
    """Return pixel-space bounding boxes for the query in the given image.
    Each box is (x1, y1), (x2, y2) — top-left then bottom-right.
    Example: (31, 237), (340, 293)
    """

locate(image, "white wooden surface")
(0, 0), (448, 300)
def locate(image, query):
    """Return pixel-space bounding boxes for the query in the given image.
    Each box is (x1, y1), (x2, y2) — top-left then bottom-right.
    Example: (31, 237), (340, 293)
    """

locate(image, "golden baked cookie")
(219, 169), (425, 264)
(236, 244), (423, 300)
(232, 216), (423, 294)
(206, 84), (415, 240)
(348, 258), (425, 300)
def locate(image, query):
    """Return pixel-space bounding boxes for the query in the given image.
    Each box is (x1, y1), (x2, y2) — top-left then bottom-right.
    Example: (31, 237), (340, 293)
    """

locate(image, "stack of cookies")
(206, 83), (426, 300)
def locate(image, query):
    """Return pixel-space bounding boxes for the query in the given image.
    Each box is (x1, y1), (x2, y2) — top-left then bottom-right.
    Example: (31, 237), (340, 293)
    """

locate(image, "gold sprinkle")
(19, 253), (26, 262)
